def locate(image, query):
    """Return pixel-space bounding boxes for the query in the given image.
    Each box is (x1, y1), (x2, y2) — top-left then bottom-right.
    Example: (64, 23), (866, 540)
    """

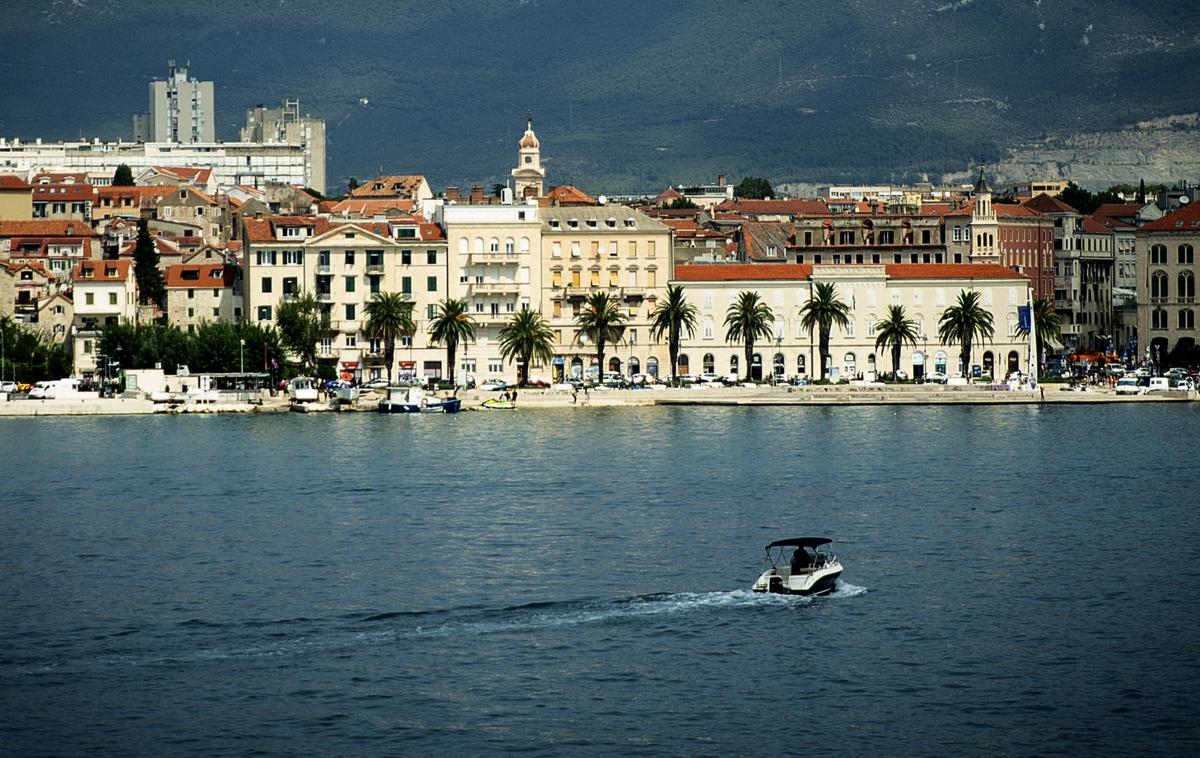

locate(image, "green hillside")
(1, 0), (1197, 193)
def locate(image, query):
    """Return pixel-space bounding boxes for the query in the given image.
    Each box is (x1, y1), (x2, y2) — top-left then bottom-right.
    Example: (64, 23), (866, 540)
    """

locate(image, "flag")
(1018, 305), (1032, 331)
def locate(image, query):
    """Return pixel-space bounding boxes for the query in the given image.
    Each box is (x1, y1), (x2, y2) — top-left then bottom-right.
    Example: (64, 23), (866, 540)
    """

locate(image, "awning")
(340, 361), (359, 369)
(399, 361), (416, 369)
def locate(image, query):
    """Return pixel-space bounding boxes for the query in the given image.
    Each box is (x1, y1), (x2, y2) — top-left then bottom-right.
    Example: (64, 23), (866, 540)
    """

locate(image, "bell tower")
(969, 167), (999, 263)
(511, 117), (545, 199)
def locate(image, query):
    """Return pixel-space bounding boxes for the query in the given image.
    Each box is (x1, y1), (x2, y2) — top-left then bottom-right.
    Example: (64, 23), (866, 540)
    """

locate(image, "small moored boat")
(480, 398), (516, 410)
(752, 537), (843, 596)
(378, 386), (462, 414)
(287, 376), (320, 403)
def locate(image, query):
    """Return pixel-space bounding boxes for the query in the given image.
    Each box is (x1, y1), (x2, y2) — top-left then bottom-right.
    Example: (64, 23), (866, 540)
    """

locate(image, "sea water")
(2, 405), (1199, 755)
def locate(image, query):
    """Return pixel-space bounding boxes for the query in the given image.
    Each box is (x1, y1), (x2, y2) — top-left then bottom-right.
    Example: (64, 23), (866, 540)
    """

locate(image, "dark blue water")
(3, 405), (1200, 756)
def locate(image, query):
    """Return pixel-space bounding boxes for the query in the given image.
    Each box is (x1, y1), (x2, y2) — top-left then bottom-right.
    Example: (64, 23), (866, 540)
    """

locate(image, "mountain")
(1, 0), (1198, 193)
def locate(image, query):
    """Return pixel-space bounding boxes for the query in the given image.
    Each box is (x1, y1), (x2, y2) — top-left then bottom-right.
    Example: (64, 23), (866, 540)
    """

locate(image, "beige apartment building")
(539, 205), (673, 381)
(439, 202), (542, 383)
(1135, 203), (1200, 366)
(165, 263), (241, 332)
(71, 259), (138, 378)
(243, 214), (448, 382)
(673, 263), (1033, 382)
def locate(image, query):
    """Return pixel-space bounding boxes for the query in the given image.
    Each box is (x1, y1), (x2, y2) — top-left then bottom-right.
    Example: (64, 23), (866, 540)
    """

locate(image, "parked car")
(698, 373), (721, 384)
(480, 378), (509, 391)
(922, 371), (946, 383)
(28, 378), (84, 399)
(1114, 377), (1143, 395)
(0, 380), (19, 393)
(360, 377), (389, 390)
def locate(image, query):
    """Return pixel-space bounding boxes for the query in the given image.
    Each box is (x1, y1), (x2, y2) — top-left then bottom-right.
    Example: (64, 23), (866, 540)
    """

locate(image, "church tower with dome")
(511, 117), (545, 199)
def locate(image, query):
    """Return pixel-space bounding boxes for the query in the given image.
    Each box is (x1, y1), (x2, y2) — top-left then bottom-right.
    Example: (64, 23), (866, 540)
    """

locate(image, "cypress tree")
(112, 164), (135, 186)
(133, 219), (166, 308)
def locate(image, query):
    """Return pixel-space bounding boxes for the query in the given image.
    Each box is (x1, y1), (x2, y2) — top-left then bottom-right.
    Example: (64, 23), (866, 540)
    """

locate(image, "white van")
(28, 378), (84, 399)
(1114, 377), (1143, 395)
(1146, 377), (1171, 394)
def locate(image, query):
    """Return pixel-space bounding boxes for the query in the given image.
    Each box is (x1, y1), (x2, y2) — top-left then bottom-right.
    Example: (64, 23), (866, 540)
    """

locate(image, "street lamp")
(239, 339), (245, 374)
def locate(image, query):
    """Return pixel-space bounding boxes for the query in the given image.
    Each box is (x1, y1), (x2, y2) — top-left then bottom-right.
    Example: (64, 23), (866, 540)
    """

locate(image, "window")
(261, 277), (272, 293)
(1152, 308), (1167, 330)
(552, 271), (562, 287)
(553, 301), (562, 317)
(1151, 271), (1169, 299)
(83, 340), (92, 354)
(85, 292), (94, 305)
(703, 315), (714, 339)
(345, 250), (356, 265)
(1150, 244), (1167, 264)
(590, 270), (600, 287)
(427, 276), (437, 292)
(187, 307), (195, 318)
(109, 292), (118, 305)
(370, 276), (381, 295)
(1180, 310), (1195, 330)
(427, 249), (438, 264)
(212, 307), (220, 318)
(402, 276), (412, 294)
(257, 305), (272, 321)
(505, 239), (515, 255)
(345, 276), (356, 293)
(490, 238), (499, 253)
(345, 334), (357, 348)
(345, 303), (356, 320)
(1179, 271), (1196, 300)
(571, 242), (580, 258)
(609, 270), (619, 286)
(867, 314), (877, 337)
(283, 250), (303, 265)
(552, 242), (562, 258)
(839, 231), (855, 245)
(400, 335), (413, 348)
(401, 250), (412, 265)
(1180, 244), (1195, 265)
(255, 250), (276, 266)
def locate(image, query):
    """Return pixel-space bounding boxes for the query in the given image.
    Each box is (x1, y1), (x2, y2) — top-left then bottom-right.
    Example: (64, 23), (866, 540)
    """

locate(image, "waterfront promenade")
(1, 383), (1192, 416)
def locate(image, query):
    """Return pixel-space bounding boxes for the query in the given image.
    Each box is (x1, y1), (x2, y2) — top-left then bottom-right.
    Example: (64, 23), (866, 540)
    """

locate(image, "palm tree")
(364, 292), (415, 384)
(1016, 298), (1062, 371)
(874, 304), (920, 380)
(938, 290), (995, 378)
(724, 291), (775, 382)
(428, 298), (475, 386)
(799, 282), (851, 381)
(498, 309), (555, 386)
(574, 292), (627, 383)
(649, 284), (699, 382)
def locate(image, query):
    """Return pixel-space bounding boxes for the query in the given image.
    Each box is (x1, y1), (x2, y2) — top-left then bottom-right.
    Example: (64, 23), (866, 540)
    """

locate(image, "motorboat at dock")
(752, 537), (843, 596)
(378, 386), (462, 414)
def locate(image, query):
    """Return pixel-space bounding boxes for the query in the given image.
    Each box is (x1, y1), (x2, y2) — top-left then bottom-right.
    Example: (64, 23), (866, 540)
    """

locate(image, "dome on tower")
(519, 118), (539, 149)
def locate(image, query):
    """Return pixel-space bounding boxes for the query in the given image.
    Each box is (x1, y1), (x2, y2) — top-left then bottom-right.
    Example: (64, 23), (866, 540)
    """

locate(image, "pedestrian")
(511, 388), (517, 407)
(1040, 386), (1044, 402)
(571, 389), (578, 404)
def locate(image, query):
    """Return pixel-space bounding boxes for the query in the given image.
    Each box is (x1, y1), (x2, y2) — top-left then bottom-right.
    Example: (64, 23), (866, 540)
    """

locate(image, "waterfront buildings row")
(3, 109), (1199, 381)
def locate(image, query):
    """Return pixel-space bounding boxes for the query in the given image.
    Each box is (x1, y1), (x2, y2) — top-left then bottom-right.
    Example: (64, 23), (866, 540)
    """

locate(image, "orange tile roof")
(0, 220), (97, 237)
(1023, 193), (1079, 215)
(1081, 217), (1112, 235)
(675, 262), (1027, 282)
(546, 184), (598, 205)
(73, 259), (131, 282)
(328, 198), (416, 215)
(1140, 202), (1200, 232)
(32, 183), (95, 201)
(165, 263), (236, 288)
(715, 198), (829, 215)
(0, 174), (32, 190)
(349, 175), (428, 199)
(149, 166), (213, 183)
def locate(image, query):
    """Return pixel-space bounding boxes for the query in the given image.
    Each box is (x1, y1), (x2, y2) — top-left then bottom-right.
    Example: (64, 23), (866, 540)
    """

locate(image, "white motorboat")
(287, 376), (320, 403)
(752, 537), (843, 596)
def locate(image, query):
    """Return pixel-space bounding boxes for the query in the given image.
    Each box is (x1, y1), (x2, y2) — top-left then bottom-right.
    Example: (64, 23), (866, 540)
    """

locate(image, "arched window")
(489, 237), (500, 253)
(520, 236), (531, 253)
(750, 353), (763, 381)
(796, 354), (806, 375)
(505, 237), (515, 255)
(773, 352), (785, 377)
(703, 315), (714, 339)
(608, 357), (621, 372)
(1179, 244), (1194, 265)
(458, 238), (468, 255)
(1180, 310), (1196, 330)
(1151, 271), (1169, 299)
(1152, 308), (1167, 330)
(677, 354), (689, 375)
(730, 354), (739, 375)
(983, 351), (995, 377)
(702, 353), (715, 374)
(867, 313), (877, 337)
(1179, 271), (1195, 300)
(1150, 244), (1167, 264)
(646, 357), (659, 378)
(628, 357), (640, 375)
(844, 352), (856, 377)
(474, 237), (484, 255)
(1008, 351), (1020, 372)
(569, 356), (583, 378)
(934, 351), (948, 375)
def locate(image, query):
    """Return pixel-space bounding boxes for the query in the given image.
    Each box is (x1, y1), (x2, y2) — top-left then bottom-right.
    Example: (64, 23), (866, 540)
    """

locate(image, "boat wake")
(6, 584), (865, 674)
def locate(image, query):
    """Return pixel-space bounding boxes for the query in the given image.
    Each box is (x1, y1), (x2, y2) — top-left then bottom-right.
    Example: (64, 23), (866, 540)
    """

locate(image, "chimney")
(445, 186), (460, 200)
(717, 174), (726, 188)
(470, 185), (484, 203)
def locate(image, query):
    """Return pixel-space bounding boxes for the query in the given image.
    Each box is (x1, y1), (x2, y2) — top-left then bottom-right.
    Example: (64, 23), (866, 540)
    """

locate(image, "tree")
(574, 292), (627, 383)
(275, 292), (322, 375)
(112, 164), (134, 186)
(938, 290), (995, 378)
(664, 196), (698, 210)
(874, 305), (920, 380)
(132, 218), (166, 308)
(364, 292), (415, 384)
(649, 284), (699, 381)
(0, 316), (71, 382)
(347, 177), (359, 193)
(724, 291), (775, 382)
(1015, 298), (1062, 369)
(734, 176), (774, 200)
(428, 298), (475, 386)
(1137, 178), (1147, 204)
(799, 282), (851, 381)
(498, 309), (555, 386)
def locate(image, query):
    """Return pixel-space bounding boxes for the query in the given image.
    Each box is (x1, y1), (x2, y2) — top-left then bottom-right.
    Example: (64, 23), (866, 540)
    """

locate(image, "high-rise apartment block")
(145, 61), (215, 143)
(241, 100), (326, 194)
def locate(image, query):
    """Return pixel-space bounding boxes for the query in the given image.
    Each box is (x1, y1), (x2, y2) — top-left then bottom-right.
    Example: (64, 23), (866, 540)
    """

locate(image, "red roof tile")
(715, 198), (829, 215)
(165, 263), (236, 288)
(1140, 202), (1200, 232)
(0, 174), (32, 190)
(73, 259), (131, 282)
(675, 262), (1026, 282)
(0, 220), (97, 237)
(1023, 193), (1078, 215)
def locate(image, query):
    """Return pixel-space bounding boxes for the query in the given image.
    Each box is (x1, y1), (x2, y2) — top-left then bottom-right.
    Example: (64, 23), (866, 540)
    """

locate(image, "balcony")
(316, 263), (331, 274)
(468, 251), (520, 265)
(468, 281), (522, 294)
(366, 263), (385, 274)
(622, 287), (645, 300)
(316, 291), (334, 302)
(471, 313), (514, 326)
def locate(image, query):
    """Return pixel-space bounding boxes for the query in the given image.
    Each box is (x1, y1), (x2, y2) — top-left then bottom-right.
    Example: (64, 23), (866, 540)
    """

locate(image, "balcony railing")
(316, 263), (331, 274)
(468, 281), (521, 293)
(468, 251), (520, 264)
(366, 263), (384, 274)
(316, 291), (334, 302)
